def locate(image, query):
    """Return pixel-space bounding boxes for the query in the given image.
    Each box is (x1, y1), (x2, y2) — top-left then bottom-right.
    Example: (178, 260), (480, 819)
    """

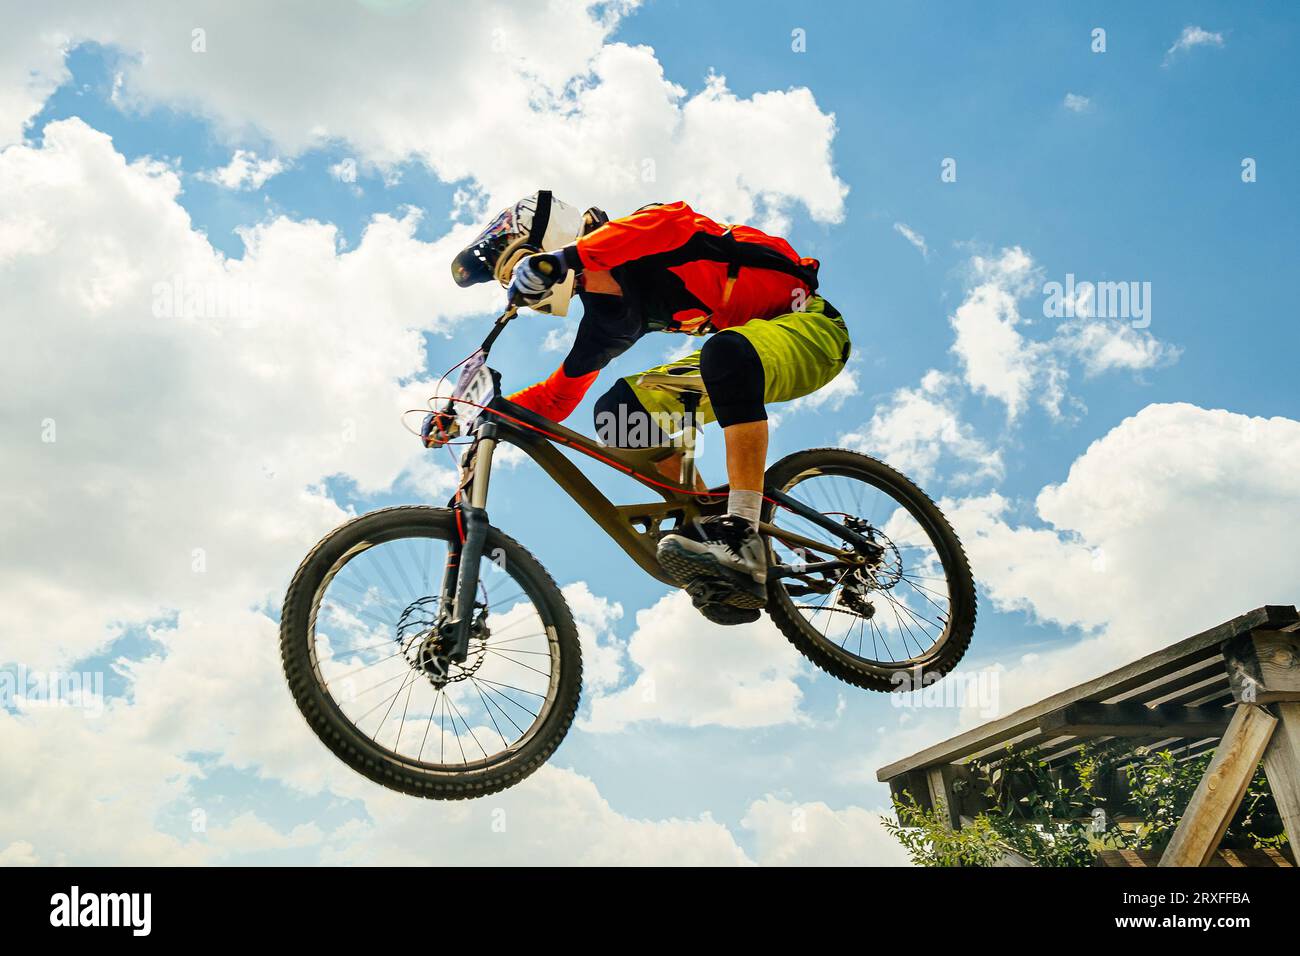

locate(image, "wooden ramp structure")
(876, 605), (1300, 866)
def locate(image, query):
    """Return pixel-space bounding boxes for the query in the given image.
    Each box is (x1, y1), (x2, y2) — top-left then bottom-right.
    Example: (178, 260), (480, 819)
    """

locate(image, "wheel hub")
(837, 515), (900, 588)
(395, 596), (488, 689)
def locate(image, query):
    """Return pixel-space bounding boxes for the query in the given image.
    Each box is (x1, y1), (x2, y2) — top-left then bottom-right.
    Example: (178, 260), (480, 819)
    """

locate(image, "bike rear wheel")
(763, 448), (977, 692)
(280, 505), (581, 799)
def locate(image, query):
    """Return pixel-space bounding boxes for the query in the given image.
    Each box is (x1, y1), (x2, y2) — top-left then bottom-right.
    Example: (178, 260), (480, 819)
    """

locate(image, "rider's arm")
(506, 293), (644, 422)
(507, 366), (598, 422)
(560, 201), (719, 273)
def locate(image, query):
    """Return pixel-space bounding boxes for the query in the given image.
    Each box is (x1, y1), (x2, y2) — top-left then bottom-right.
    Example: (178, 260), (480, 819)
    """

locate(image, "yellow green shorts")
(617, 296), (851, 433)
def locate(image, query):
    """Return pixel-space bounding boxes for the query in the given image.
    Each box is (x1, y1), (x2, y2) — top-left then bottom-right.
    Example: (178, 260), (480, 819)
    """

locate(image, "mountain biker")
(450, 191), (851, 625)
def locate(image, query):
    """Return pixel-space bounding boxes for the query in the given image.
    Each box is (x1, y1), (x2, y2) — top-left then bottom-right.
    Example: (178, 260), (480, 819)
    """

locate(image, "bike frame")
(435, 307), (878, 661)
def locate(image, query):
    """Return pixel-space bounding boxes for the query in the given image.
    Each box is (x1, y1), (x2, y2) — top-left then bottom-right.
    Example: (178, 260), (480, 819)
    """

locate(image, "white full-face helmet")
(451, 190), (599, 315)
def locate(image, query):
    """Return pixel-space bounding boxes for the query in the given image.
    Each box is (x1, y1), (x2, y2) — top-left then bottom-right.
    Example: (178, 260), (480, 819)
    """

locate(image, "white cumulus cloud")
(0, 3), (846, 228)
(893, 221), (929, 258)
(1165, 26), (1226, 65)
(584, 590), (807, 732)
(1063, 93), (1092, 113)
(841, 371), (1003, 484)
(945, 402), (1300, 712)
(197, 149), (286, 190)
(950, 247), (1175, 421)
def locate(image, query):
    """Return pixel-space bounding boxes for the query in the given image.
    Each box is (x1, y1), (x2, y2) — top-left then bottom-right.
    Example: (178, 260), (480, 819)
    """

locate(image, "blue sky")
(3, 1), (1298, 865)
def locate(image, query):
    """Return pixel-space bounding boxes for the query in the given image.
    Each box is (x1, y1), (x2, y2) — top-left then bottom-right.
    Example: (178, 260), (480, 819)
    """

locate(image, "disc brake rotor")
(823, 524), (904, 618)
(395, 596), (488, 688)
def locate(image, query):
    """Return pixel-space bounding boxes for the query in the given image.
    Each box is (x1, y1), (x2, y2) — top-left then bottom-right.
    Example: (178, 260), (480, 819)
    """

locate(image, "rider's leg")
(593, 378), (675, 447)
(700, 330), (769, 525)
(655, 330), (771, 597)
(593, 359), (709, 491)
(657, 301), (853, 605)
(722, 420), (768, 506)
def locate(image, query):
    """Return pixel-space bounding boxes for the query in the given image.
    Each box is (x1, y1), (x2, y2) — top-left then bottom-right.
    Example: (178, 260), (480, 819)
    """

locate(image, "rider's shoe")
(658, 514), (768, 609)
(686, 578), (762, 625)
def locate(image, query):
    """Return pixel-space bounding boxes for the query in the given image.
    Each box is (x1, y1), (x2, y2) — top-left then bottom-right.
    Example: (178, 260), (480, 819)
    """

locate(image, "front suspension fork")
(439, 423), (498, 662)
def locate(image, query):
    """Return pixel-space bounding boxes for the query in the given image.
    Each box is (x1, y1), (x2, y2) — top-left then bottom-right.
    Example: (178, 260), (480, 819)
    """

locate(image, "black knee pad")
(701, 330), (767, 427)
(593, 379), (670, 448)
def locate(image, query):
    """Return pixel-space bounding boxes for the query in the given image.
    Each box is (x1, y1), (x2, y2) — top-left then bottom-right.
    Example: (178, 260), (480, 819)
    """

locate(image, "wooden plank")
(991, 849), (1034, 867)
(877, 607), (1296, 782)
(1172, 737), (1222, 762)
(1094, 849), (1152, 867)
(1159, 704), (1278, 867)
(1038, 701), (1232, 739)
(1112, 659), (1228, 706)
(1098, 847), (1294, 868)
(959, 727), (1047, 766)
(1261, 701), (1300, 852)
(1224, 630), (1300, 703)
(1149, 671), (1227, 712)
(1168, 688), (1234, 710)
(1263, 847), (1297, 866)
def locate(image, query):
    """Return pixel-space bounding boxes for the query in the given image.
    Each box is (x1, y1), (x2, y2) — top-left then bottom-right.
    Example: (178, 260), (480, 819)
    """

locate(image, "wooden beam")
(1038, 701), (1232, 739)
(877, 606), (1297, 782)
(1224, 630), (1300, 703)
(1159, 704), (1277, 867)
(1261, 701), (1300, 852)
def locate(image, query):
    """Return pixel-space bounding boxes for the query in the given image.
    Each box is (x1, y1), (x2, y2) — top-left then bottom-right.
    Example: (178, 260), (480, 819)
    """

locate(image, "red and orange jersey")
(565, 201), (820, 333)
(509, 201), (822, 422)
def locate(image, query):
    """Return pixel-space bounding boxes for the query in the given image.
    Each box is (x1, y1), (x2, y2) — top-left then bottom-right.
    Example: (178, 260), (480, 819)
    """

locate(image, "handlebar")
(479, 300), (520, 354)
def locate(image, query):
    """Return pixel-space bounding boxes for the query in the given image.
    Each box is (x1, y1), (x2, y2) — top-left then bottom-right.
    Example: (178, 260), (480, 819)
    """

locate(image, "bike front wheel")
(763, 448), (977, 692)
(280, 505), (582, 799)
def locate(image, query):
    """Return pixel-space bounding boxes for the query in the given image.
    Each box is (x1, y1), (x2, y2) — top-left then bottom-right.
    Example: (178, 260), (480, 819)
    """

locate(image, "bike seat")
(636, 366), (706, 396)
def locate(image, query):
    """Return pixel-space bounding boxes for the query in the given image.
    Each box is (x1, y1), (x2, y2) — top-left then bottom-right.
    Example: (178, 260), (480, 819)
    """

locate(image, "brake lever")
(421, 399), (460, 448)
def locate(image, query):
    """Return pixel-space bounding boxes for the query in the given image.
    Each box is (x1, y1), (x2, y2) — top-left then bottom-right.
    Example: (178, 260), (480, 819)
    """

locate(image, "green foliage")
(1123, 747), (1280, 853)
(883, 791), (1009, 868)
(887, 740), (1287, 867)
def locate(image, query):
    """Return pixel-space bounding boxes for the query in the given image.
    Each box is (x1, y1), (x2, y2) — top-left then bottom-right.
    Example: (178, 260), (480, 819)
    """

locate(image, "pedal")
(685, 576), (767, 611)
(695, 601), (761, 626)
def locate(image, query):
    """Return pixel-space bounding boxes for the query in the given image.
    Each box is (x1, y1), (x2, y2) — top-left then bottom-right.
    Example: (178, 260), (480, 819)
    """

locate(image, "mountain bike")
(280, 302), (977, 798)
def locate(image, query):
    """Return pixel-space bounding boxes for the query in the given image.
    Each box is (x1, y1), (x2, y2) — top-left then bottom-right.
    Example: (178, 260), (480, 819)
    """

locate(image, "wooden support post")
(926, 766), (959, 830)
(1159, 704), (1277, 867)
(1262, 702), (1300, 852)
